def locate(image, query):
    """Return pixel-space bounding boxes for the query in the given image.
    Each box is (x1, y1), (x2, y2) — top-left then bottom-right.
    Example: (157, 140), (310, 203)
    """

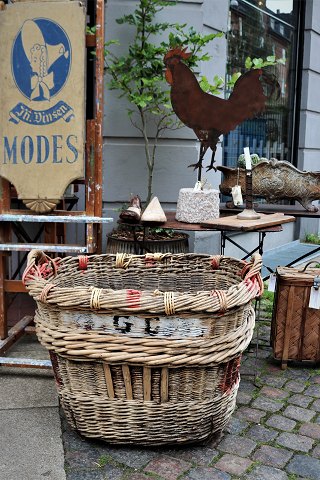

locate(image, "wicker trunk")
(24, 251), (263, 446)
(271, 264), (320, 369)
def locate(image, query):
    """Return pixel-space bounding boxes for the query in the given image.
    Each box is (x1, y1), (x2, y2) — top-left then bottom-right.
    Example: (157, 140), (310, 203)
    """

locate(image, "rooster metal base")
(218, 159), (320, 212)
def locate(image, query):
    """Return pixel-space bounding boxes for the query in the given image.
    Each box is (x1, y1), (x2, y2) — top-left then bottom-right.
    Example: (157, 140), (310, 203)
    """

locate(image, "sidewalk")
(261, 241), (320, 278)
(2, 326), (320, 480)
(0, 335), (66, 480)
(61, 340), (320, 480)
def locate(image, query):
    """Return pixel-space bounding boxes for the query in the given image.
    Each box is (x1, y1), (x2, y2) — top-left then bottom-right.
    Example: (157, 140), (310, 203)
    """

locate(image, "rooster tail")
(229, 68), (280, 117)
(230, 68), (280, 102)
(259, 70), (281, 100)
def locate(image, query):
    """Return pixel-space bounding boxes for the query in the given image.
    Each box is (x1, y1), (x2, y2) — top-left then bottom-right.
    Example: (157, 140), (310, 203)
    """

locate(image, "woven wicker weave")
(271, 263), (320, 369)
(24, 250), (263, 445)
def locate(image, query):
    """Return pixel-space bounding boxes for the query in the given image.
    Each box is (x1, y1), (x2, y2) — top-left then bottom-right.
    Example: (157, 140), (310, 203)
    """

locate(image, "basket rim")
(23, 251), (263, 315)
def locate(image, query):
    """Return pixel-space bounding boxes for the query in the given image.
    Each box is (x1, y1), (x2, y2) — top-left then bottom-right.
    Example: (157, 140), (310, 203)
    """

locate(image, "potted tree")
(104, 0), (223, 205)
(104, 0), (284, 253)
(104, 0), (224, 253)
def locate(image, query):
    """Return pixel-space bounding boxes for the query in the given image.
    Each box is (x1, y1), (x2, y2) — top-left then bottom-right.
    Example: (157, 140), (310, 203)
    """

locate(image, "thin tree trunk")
(140, 109), (154, 205)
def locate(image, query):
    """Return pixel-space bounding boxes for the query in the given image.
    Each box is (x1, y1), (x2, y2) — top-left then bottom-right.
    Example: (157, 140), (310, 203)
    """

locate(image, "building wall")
(297, 0), (320, 237)
(102, 0), (230, 253)
(102, 0), (311, 254)
(103, 0), (225, 204)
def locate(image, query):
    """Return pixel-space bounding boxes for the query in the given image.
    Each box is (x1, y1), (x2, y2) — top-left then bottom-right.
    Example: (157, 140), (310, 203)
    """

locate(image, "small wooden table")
(200, 213), (295, 267)
(219, 204), (320, 266)
(119, 211), (295, 265)
(200, 212), (295, 231)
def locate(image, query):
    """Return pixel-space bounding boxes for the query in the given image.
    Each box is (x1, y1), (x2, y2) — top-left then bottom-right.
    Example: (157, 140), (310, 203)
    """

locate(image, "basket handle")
(299, 261), (320, 272)
(244, 254), (263, 279)
(22, 250), (60, 285)
(27, 249), (49, 267)
(243, 254), (264, 297)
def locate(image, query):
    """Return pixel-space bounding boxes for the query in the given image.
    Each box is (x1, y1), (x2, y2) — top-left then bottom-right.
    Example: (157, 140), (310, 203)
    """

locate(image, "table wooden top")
(119, 210), (294, 232)
(163, 211), (218, 231)
(200, 212), (295, 231)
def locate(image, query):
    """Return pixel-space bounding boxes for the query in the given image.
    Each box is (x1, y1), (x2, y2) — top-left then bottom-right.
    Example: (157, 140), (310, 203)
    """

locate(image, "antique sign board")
(0, 1), (86, 212)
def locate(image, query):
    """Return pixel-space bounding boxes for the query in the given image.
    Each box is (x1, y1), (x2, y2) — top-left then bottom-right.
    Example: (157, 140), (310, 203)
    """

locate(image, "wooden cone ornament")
(141, 197), (167, 224)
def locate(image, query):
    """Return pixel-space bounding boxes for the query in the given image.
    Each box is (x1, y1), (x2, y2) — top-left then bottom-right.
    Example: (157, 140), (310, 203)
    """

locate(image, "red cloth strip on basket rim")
(78, 255), (88, 270)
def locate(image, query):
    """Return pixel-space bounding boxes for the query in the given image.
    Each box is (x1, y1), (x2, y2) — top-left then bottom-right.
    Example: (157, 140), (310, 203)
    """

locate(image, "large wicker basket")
(23, 250), (263, 446)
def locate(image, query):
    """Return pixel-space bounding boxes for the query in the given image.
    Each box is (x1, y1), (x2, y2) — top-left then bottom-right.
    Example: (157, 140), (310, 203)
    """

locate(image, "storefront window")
(224, 0), (301, 167)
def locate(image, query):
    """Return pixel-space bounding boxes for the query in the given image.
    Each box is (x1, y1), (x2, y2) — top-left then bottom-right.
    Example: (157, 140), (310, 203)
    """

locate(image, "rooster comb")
(164, 46), (192, 61)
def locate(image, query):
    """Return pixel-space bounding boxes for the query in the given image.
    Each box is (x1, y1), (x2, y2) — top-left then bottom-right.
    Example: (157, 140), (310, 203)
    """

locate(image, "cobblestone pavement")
(61, 330), (320, 480)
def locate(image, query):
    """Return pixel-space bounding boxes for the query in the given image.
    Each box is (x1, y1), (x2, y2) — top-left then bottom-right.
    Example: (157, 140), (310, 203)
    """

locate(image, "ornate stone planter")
(218, 159), (320, 212)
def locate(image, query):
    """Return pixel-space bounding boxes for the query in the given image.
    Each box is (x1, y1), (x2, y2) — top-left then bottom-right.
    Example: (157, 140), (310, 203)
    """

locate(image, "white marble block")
(175, 188), (220, 223)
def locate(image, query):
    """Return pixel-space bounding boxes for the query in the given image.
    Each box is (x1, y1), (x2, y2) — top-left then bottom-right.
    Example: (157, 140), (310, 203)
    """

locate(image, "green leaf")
(104, 0), (232, 203)
(199, 76), (210, 92)
(252, 57), (263, 67)
(231, 72), (241, 83)
(245, 57), (253, 69)
(86, 25), (96, 34)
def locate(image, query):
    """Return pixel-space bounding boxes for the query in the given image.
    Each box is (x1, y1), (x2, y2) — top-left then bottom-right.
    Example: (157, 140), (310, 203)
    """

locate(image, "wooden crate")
(271, 264), (320, 369)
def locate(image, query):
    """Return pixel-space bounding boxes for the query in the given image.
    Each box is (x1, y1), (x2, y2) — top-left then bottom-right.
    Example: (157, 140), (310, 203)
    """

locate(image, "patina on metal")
(218, 159), (320, 212)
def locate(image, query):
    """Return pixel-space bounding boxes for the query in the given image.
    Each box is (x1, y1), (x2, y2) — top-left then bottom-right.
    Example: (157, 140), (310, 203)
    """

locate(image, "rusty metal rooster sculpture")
(164, 47), (280, 179)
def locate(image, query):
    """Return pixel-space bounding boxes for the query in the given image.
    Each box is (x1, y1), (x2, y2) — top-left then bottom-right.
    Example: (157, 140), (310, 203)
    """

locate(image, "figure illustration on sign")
(21, 20), (69, 101)
(10, 18), (74, 125)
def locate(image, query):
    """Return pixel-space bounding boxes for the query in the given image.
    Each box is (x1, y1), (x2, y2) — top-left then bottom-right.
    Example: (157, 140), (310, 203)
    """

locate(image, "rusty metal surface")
(86, 119), (96, 217)
(0, 255), (7, 339)
(0, 179), (10, 212)
(164, 47), (279, 173)
(94, 0), (104, 253)
(218, 159), (320, 212)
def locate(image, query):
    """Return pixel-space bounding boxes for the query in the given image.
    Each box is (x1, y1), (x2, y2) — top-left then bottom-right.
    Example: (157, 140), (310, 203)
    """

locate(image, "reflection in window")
(224, 0), (298, 167)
